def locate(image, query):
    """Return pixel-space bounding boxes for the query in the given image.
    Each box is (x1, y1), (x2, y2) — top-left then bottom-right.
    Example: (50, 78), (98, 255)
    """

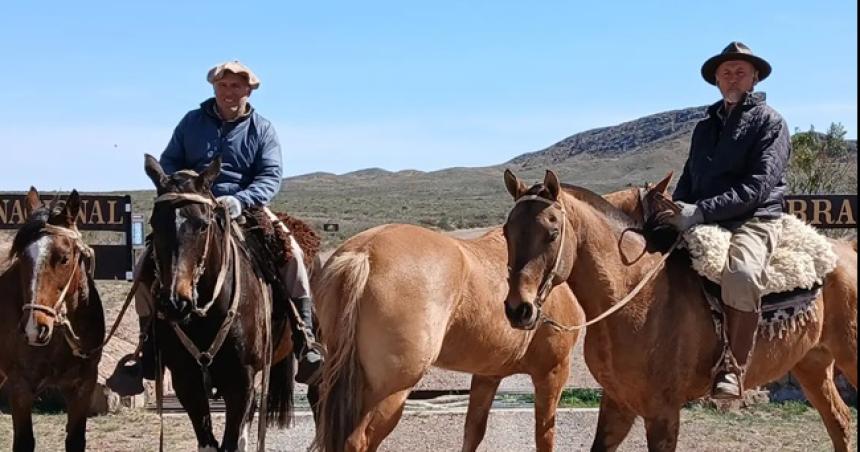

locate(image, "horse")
(502, 170), (858, 451)
(142, 154), (301, 452)
(0, 188), (105, 452)
(310, 180), (668, 452)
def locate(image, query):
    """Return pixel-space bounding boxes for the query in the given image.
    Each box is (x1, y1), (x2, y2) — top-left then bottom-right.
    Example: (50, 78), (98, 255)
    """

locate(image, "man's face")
(213, 72), (252, 115)
(715, 60), (757, 104)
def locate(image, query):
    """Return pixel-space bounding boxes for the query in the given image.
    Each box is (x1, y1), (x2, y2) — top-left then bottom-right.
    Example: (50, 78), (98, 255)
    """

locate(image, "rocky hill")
(509, 106), (707, 166)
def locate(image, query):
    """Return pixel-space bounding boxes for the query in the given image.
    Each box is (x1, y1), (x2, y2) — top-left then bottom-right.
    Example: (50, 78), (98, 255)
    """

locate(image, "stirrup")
(711, 371), (742, 399)
(106, 354), (146, 396)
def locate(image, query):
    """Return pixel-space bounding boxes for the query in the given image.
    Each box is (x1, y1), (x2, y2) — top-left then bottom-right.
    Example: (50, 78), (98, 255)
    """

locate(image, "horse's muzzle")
(158, 293), (192, 322)
(26, 323), (53, 347)
(504, 298), (538, 330)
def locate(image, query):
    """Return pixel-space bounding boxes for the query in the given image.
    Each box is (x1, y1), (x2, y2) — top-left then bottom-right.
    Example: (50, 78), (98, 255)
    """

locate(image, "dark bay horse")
(0, 188), (105, 452)
(143, 155), (298, 452)
(502, 170), (858, 451)
(311, 182), (664, 452)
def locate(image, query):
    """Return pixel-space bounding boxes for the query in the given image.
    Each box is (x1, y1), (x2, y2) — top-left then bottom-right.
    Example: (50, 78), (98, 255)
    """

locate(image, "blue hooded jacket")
(159, 98), (282, 208)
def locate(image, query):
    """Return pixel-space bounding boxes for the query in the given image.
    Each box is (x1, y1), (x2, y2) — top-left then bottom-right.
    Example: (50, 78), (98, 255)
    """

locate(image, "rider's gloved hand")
(216, 196), (243, 219)
(655, 200), (704, 232)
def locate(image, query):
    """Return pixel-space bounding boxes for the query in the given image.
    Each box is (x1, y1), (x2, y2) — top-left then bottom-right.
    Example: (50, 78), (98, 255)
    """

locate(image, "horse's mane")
(558, 183), (640, 230)
(9, 207), (50, 259)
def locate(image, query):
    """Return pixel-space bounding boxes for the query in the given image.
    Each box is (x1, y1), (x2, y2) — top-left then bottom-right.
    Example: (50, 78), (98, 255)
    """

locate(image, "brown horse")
(311, 182), (662, 452)
(502, 170), (858, 451)
(143, 155), (299, 452)
(0, 188), (105, 452)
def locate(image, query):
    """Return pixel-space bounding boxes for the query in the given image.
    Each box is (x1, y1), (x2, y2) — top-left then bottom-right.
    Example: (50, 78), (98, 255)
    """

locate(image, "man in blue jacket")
(136, 61), (323, 384)
(655, 42), (790, 399)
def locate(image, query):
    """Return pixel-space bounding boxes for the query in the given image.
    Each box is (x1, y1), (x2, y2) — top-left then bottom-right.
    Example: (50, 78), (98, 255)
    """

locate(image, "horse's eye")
(196, 218), (211, 229)
(59, 254), (70, 265)
(548, 229), (560, 242)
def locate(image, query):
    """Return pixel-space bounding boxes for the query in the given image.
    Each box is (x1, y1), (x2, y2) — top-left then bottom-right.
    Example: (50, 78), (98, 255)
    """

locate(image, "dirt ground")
(0, 403), (855, 451)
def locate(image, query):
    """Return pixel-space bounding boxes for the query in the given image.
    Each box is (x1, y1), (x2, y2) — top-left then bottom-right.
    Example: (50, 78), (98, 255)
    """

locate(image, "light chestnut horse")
(311, 182), (656, 452)
(502, 170), (858, 452)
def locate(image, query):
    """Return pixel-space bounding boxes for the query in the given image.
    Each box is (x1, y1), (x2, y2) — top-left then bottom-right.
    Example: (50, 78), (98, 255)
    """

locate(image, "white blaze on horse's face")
(175, 208), (188, 236)
(171, 208), (188, 302)
(23, 235), (52, 345)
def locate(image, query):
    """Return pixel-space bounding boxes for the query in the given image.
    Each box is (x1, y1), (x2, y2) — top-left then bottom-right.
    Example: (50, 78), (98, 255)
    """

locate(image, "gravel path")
(4, 405), (843, 451)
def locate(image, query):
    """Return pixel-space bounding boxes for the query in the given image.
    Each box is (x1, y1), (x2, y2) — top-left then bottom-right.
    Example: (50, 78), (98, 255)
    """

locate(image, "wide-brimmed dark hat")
(701, 41), (771, 85)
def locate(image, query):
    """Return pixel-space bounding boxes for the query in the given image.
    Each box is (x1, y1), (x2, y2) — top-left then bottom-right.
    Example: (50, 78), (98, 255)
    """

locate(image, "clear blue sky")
(0, 1), (855, 191)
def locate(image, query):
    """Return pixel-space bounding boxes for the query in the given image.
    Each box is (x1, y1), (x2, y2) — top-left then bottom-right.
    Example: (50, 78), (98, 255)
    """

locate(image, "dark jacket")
(159, 98), (282, 209)
(673, 92), (790, 229)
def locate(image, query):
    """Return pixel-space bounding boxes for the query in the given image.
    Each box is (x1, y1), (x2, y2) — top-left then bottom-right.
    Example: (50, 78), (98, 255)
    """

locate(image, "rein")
(540, 237), (681, 332)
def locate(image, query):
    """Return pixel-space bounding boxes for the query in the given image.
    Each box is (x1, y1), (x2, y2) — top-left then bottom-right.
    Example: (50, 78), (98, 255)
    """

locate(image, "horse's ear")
(504, 169), (527, 200)
(197, 156), (222, 191)
(650, 171), (673, 196)
(543, 170), (560, 201)
(24, 186), (41, 216)
(144, 154), (168, 190)
(61, 190), (81, 227)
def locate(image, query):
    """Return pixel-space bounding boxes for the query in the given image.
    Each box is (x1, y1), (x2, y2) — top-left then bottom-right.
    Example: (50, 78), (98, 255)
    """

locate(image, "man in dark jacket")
(135, 61), (323, 384)
(655, 42), (790, 399)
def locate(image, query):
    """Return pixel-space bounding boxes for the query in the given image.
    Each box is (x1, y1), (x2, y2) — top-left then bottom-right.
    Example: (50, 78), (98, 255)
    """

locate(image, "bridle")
(21, 223), (95, 357)
(506, 194), (568, 312)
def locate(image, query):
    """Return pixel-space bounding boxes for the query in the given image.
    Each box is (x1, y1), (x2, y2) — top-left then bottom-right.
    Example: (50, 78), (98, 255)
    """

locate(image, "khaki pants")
(134, 207), (313, 317)
(720, 217), (782, 312)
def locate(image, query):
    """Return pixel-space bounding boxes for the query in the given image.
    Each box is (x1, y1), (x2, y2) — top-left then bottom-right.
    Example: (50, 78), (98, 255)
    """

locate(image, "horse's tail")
(311, 250), (371, 452)
(265, 333), (295, 428)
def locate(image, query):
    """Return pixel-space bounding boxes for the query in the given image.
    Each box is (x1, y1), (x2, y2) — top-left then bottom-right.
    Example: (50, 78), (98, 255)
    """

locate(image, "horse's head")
(10, 187), (92, 346)
(144, 154), (222, 322)
(501, 169), (576, 330)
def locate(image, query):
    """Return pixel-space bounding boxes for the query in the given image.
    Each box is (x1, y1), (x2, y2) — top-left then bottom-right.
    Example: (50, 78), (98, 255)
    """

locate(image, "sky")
(0, 1), (855, 191)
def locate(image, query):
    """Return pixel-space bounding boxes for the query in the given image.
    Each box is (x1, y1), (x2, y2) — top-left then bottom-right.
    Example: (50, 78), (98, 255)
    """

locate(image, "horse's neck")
(563, 196), (664, 321)
(68, 275), (105, 343)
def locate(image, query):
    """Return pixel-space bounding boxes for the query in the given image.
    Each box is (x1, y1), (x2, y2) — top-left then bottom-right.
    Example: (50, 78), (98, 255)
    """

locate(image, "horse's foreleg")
(172, 365), (219, 450)
(642, 410), (680, 452)
(532, 361), (570, 452)
(460, 375), (502, 452)
(792, 347), (853, 452)
(590, 392), (636, 452)
(61, 376), (96, 452)
(9, 385), (35, 452)
(220, 366), (256, 452)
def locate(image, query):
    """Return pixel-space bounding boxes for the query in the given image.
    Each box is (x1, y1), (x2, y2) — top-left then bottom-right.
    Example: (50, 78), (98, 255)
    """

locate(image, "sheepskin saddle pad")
(682, 213), (837, 296)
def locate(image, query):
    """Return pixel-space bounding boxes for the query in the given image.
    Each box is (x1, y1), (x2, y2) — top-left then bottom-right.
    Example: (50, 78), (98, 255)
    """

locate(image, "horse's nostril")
(504, 300), (535, 326)
(37, 324), (50, 343)
(519, 302), (534, 323)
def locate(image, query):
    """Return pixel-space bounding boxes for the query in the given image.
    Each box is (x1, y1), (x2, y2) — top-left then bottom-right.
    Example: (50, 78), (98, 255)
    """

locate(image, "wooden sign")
(0, 194), (133, 280)
(784, 195), (857, 229)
